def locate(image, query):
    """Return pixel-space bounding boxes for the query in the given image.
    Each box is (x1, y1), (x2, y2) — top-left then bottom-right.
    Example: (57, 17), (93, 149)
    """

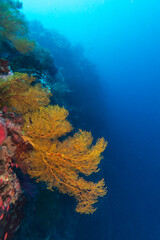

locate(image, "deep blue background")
(22, 0), (160, 239)
(77, 1), (160, 239)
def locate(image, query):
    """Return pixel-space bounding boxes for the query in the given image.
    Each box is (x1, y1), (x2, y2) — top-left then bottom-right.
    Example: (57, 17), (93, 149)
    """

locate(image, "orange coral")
(11, 37), (35, 54)
(0, 0), (35, 54)
(0, 73), (51, 113)
(0, 71), (107, 214)
(23, 107), (107, 214)
(23, 105), (73, 139)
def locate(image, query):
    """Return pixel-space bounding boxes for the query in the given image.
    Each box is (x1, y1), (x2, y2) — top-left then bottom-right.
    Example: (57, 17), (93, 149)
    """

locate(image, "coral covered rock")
(0, 134), (23, 240)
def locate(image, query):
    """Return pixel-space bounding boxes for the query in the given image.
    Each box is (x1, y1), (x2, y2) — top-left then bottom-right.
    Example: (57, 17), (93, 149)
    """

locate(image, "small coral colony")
(0, 0), (107, 239)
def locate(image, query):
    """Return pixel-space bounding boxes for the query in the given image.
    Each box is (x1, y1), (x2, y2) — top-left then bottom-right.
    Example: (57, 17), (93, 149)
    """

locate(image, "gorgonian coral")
(0, 0), (35, 54)
(22, 106), (107, 214)
(1, 72), (107, 214)
(0, 73), (51, 113)
(23, 105), (73, 139)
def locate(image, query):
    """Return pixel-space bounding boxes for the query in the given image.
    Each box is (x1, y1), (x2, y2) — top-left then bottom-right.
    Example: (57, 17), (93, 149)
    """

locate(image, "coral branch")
(0, 72), (107, 214)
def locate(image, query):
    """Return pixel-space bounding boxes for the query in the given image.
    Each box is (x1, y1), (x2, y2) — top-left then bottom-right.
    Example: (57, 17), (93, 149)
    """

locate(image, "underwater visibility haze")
(0, 0), (160, 240)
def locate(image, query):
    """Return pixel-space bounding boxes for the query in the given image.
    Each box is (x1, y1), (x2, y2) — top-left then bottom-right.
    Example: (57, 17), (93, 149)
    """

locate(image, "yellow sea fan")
(0, 1), (35, 54)
(0, 73), (51, 113)
(23, 105), (73, 139)
(56, 130), (107, 175)
(23, 130), (107, 214)
(11, 37), (35, 54)
(10, 84), (51, 114)
(1, 71), (108, 214)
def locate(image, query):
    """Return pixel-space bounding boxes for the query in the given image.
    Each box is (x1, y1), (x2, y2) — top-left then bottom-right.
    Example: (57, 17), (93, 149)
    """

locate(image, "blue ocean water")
(1, 0), (160, 239)
(22, 0), (160, 239)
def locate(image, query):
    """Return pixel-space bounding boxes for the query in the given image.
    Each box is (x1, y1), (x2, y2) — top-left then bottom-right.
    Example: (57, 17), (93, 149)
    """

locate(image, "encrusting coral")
(0, 72), (107, 214)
